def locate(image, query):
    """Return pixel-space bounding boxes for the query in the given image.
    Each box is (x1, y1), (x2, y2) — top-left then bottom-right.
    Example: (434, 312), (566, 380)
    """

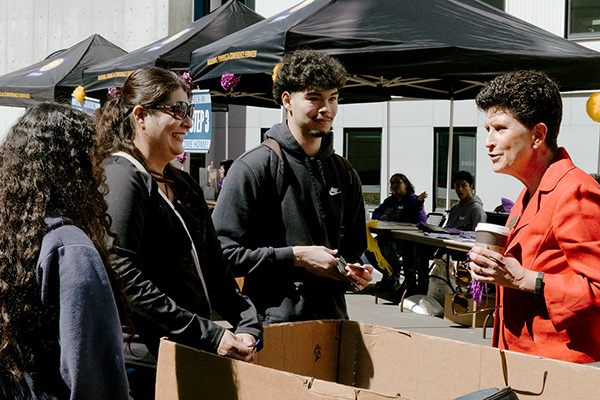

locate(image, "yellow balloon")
(586, 93), (600, 123)
(73, 86), (85, 103)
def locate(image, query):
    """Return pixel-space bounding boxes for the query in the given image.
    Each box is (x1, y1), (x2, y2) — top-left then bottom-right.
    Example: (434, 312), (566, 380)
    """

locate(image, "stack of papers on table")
(424, 232), (476, 242)
(376, 221), (419, 230)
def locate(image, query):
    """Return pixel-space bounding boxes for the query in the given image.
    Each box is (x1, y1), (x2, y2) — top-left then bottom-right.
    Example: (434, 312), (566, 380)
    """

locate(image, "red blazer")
(493, 148), (600, 363)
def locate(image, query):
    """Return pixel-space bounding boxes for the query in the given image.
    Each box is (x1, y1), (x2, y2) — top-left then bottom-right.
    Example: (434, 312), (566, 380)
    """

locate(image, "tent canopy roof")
(82, 0), (264, 92)
(0, 34), (126, 108)
(190, 0), (600, 108)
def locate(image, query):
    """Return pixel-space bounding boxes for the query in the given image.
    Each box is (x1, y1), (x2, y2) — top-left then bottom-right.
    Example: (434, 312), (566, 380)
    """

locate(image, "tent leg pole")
(386, 100), (391, 205)
(225, 110), (229, 159)
(445, 96), (455, 211)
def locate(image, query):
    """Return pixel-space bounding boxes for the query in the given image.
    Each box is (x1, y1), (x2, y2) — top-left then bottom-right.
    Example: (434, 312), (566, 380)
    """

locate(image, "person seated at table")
(372, 173), (427, 224)
(369, 174), (427, 301)
(218, 158), (234, 189)
(432, 171), (486, 274)
(445, 171), (486, 231)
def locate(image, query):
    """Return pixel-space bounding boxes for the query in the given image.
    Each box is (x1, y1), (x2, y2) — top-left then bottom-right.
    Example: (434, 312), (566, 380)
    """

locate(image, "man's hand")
(217, 330), (255, 363)
(345, 263), (374, 291)
(292, 245), (341, 280)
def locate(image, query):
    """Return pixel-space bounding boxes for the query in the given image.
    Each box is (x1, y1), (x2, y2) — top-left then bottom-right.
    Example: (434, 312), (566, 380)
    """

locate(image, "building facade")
(1, 0), (599, 213)
(246, 0), (600, 212)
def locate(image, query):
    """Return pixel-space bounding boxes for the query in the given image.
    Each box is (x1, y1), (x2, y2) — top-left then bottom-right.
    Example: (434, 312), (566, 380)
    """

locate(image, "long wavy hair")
(95, 67), (191, 175)
(95, 67), (202, 223)
(0, 103), (131, 385)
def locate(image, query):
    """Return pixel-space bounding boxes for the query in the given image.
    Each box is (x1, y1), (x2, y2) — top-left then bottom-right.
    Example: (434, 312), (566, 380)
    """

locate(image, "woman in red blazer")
(470, 70), (600, 363)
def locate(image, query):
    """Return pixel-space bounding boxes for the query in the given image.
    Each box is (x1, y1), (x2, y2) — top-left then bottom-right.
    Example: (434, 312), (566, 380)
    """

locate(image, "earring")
(533, 144), (538, 149)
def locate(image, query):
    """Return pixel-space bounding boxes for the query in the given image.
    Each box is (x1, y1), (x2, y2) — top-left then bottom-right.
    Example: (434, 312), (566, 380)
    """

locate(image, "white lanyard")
(113, 152), (212, 312)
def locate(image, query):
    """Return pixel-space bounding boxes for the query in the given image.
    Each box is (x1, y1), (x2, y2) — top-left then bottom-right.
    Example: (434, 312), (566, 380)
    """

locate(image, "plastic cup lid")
(475, 223), (510, 236)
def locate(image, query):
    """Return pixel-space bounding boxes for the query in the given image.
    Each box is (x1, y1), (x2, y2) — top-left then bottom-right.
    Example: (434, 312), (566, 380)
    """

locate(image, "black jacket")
(103, 155), (262, 357)
(212, 122), (367, 323)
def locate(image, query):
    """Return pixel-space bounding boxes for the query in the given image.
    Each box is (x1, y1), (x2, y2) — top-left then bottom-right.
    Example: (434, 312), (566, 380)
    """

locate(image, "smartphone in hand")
(336, 256), (361, 290)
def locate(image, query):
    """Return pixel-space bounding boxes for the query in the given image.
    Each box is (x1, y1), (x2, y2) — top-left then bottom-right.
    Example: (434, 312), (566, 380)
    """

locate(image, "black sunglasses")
(452, 261), (499, 315)
(147, 101), (194, 121)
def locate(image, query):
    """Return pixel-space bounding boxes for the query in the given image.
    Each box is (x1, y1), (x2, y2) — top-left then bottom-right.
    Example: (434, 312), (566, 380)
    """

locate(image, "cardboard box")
(156, 320), (600, 400)
(444, 293), (496, 327)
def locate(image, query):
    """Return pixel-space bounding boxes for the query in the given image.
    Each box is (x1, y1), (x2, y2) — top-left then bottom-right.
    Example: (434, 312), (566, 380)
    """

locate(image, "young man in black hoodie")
(212, 50), (373, 324)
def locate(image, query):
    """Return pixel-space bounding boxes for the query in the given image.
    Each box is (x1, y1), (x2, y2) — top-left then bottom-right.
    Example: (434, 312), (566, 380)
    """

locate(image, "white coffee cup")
(475, 223), (510, 254)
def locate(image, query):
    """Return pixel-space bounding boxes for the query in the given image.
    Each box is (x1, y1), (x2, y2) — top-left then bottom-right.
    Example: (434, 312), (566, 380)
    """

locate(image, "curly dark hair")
(95, 67), (191, 173)
(475, 70), (562, 154)
(0, 103), (131, 385)
(272, 49), (347, 106)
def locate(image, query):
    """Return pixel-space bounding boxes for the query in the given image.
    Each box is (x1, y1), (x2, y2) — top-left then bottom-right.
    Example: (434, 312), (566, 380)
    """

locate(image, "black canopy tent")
(190, 0), (600, 106)
(0, 34), (126, 108)
(82, 0), (264, 92)
(188, 0), (600, 207)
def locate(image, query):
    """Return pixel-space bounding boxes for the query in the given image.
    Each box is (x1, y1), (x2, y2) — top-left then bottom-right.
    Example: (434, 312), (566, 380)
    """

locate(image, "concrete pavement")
(345, 276), (493, 347)
(127, 273), (494, 371)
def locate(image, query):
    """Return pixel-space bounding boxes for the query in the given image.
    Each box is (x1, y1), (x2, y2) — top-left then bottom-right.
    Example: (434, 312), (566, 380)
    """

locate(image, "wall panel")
(0, 0), (194, 135)
(91, 2), (126, 50)
(506, 0), (565, 36)
(5, 0), (37, 73)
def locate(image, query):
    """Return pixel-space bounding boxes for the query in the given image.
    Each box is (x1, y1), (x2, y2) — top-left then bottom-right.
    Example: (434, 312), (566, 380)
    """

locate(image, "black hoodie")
(213, 121), (366, 323)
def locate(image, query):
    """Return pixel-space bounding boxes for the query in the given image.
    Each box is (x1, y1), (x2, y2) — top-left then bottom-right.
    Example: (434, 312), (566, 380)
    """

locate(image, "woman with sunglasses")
(95, 67), (262, 398)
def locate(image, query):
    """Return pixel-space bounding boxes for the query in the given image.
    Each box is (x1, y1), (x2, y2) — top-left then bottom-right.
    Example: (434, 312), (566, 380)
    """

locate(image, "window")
(457, 0), (504, 11)
(433, 128), (477, 210)
(195, 0), (255, 19)
(568, 0), (600, 38)
(344, 128), (382, 205)
(480, 0), (504, 10)
(190, 152), (207, 184)
(261, 128), (270, 143)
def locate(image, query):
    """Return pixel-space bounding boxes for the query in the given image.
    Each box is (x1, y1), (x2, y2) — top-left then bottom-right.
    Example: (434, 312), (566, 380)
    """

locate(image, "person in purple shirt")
(370, 173), (428, 301)
(218, 158), (234, 189)
(372, 173), (427, 224)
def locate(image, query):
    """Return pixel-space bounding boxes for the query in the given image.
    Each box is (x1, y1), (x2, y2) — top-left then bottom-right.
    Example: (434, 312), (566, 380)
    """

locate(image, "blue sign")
(71, 95), (100, 114)
(184, 90), (211, 153)
(27, 58), (68, 77)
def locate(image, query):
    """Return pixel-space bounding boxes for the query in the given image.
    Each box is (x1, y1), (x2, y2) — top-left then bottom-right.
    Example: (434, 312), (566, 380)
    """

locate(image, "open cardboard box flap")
(156, 320), (600, 400)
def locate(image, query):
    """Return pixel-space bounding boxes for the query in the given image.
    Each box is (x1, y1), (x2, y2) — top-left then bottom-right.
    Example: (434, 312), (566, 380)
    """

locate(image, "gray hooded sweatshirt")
(446, 194), (486, 231)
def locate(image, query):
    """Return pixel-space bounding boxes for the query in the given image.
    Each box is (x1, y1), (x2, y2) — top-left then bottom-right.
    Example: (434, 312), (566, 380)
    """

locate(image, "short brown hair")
(475, 70), (562, 154)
